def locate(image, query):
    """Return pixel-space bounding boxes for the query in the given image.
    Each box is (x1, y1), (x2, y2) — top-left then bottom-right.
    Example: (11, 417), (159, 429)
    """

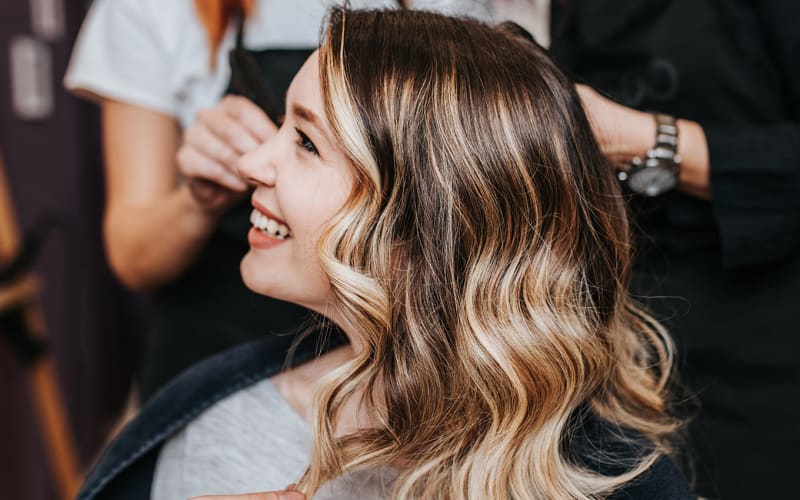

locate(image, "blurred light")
(30, 0), (66, 42)
(9, 35), (54, 121)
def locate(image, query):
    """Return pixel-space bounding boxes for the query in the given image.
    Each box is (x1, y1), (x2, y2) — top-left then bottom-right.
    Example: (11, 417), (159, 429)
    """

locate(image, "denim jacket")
(77, 335), (695, 500)
(77, 335), (323, 500)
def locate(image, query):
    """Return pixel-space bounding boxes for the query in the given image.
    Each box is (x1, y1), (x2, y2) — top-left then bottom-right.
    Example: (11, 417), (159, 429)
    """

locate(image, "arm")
(67, 0), (276, 289)
(579, 81), (800, 268)
(102, 96), (275, 290)
(577, 85), (711, 200)
(577, 1), (800, 268)
(100, 101), (220, 290)
(67, 0), (224, 289)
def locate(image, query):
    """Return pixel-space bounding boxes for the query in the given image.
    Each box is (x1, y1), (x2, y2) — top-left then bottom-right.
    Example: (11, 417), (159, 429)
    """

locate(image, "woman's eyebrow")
(290, 103), (334, 143)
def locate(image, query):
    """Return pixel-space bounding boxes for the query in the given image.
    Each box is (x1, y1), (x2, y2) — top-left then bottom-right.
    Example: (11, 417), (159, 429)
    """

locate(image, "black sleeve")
(703, 0), (800, 268)
(609, 455), (697, 500)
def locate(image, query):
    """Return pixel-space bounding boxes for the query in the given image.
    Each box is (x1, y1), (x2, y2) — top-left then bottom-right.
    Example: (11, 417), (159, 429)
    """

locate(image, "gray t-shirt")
(151, 378), (396, 499)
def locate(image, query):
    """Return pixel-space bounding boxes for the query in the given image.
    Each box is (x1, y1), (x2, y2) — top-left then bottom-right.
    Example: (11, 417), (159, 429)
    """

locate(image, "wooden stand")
(0, 146), (81, 499)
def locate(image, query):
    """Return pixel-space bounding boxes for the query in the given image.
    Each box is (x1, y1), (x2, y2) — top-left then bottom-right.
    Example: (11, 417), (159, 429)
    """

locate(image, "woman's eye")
(295, 128), (319, 156)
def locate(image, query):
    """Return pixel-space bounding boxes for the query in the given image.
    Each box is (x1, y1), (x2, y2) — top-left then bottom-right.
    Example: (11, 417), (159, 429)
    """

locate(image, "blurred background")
(2, 1), (798, 499)
(1, 1), (146, 498)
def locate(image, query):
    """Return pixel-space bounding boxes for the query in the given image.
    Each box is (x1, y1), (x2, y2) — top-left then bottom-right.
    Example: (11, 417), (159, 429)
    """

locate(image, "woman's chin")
(240, 252), (311, 309)
(239, 252), (275, 296)
(240, 246), (333, 316)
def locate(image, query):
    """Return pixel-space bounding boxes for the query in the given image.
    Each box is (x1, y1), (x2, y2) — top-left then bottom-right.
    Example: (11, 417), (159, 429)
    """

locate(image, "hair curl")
(296, 8), (681, 499)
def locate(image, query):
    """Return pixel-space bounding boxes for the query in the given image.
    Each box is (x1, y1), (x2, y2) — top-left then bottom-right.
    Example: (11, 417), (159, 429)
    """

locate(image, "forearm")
(604, 107), (800, 267)
(675, 119), (710, 199)
(99, 97), (265, 289)
(104, 183), (219, 290)
(604, 107), (711, 199)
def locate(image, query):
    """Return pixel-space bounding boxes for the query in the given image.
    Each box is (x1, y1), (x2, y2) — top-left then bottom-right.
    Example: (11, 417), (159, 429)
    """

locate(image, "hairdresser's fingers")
(190, 490), (305, 500)
(204, 108), (263, 155)
(187, 178), (241, 211)
(576, 84), (653, 164)
(177, 146), (249, 192)
(576, 84), (626, 158)
(221, 94), (279, 143)
(183, 118), (243, 172)
(575, 84), (608, 130)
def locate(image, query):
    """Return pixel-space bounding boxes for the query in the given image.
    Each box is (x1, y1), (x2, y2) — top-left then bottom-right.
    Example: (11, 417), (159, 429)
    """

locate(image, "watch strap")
(617, 112), (682, 196)
(645, 113), (681, 167)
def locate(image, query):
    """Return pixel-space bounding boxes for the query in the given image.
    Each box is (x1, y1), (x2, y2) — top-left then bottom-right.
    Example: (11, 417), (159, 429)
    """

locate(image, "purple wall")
(1, 1), (147, 497)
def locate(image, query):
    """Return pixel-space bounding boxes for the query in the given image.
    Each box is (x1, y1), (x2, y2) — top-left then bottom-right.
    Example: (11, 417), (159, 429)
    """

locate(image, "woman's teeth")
(250, 208), (291, 239)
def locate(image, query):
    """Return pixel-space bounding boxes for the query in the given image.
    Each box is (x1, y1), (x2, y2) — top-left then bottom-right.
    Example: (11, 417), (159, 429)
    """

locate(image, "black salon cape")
(76, 336), (694, 500)
(550, 1), (800, 498)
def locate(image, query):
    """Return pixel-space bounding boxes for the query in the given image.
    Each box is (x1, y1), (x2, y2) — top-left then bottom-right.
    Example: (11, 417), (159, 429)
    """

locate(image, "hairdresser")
(548, 1), (800, 498)
(64, 0), (330, 401)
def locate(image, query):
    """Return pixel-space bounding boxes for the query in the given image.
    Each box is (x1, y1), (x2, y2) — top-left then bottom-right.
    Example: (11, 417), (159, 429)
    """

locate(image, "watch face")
(627, 165), (678, 196)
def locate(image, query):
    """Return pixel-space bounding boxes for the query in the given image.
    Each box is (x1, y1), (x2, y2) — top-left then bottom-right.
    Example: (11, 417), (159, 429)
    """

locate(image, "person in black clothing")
(549, 1), (800, 497)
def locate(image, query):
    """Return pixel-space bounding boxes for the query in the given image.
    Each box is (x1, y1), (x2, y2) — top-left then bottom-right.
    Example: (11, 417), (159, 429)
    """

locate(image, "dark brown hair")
(301, 8), (679, 498)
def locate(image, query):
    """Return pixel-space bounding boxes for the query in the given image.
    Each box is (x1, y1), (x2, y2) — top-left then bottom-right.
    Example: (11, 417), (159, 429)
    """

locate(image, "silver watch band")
(617, 112), (682, 196)
(634, 113), (681, 168)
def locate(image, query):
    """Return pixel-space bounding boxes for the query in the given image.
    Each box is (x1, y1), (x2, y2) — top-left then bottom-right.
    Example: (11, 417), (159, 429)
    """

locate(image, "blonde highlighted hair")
(298, 8), (681, 499)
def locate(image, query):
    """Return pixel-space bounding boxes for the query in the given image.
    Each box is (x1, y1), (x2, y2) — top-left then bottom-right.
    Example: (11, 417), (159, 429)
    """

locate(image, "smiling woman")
(237, 51), (355, 311)
(77, 8), (694, 500)
(269, 9), (690, 499)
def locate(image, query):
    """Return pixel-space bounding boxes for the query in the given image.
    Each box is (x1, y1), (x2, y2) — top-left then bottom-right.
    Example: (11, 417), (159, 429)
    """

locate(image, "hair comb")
(228, 13), (282, 123)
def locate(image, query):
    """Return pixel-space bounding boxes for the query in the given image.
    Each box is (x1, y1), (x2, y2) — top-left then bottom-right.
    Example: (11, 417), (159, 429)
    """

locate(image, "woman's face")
(238, 51), (354, 314)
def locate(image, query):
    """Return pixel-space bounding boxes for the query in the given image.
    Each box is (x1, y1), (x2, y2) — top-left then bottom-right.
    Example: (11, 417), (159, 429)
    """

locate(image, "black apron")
(140, 22), (315, 401)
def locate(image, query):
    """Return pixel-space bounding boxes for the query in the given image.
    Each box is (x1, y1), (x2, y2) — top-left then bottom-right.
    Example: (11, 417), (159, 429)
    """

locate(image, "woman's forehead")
(287, 51), (322, 111)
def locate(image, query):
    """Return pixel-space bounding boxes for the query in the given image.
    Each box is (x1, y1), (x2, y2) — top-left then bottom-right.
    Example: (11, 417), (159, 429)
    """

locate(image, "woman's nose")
(237, 140), (276, 187)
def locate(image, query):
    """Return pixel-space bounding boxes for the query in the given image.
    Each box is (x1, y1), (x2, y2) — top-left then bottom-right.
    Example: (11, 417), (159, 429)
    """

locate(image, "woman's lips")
(248, 198), (291, 249)
(247, 226), (289, 249)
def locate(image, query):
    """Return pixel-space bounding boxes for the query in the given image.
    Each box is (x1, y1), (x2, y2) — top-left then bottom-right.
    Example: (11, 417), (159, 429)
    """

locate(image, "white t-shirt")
(64, 0), (494, 128)
(151, 378), (398, 499)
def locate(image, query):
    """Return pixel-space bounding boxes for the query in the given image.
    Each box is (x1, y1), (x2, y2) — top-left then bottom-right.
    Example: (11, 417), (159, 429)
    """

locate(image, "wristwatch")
(617, 113), (681, 197)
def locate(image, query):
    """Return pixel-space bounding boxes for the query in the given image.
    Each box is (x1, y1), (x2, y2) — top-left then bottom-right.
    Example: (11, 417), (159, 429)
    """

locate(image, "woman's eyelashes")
(295, 128), (319, 156)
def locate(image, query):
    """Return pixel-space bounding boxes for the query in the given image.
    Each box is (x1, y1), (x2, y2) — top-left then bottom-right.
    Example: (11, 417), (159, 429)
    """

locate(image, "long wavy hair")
(297, 8), (680, 499)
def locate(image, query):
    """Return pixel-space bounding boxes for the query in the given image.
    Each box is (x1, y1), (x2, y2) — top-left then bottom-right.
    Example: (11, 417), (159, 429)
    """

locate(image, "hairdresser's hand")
(575, 84), (655, 166)
(190, 489), (305, 500)
(178, 95), (278, 212)
(576, 84), (711, 199)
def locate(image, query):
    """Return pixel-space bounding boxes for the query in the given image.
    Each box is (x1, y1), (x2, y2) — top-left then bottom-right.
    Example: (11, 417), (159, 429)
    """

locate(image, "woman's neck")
(270, 302), (373, 432)
(271, 343), (368, 433)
